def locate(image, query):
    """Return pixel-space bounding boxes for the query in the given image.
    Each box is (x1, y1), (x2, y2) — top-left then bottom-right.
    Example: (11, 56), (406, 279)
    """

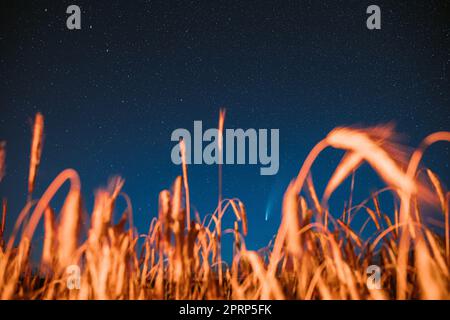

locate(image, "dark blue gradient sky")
(0, 1), (449, 256)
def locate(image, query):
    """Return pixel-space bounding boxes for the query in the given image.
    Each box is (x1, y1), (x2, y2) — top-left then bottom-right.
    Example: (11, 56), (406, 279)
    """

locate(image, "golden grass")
(0, 112), (449, 300)
(28, 113), (44, 198)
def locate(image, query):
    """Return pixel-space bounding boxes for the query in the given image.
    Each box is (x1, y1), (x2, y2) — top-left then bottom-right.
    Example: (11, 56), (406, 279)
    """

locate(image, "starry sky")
(0, 1), (449, 257)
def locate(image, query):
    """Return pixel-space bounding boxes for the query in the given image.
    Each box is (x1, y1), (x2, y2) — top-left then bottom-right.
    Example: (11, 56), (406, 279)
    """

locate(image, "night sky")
(0, 1), (449, 256)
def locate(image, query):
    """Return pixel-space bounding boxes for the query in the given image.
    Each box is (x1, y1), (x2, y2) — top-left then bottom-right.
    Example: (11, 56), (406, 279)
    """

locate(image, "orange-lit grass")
(0, 112), (448, 299)
(28, 113), (44, 198)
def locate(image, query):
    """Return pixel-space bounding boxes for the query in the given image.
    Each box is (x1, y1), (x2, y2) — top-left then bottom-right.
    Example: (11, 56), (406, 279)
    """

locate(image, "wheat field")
(0, 112), (449, 300)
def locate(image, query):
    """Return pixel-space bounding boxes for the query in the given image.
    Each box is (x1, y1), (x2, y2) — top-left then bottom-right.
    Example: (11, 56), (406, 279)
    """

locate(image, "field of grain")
(0, 112), (448, 299)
